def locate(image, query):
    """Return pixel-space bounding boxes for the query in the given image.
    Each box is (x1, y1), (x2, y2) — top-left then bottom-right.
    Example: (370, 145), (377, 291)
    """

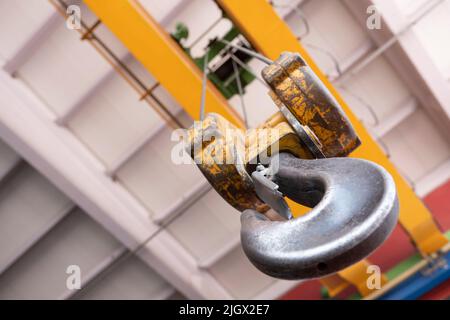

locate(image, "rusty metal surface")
(186, 113), (312, 214)
(185, 52), (364, 216)
(262, 52), (360, 158)
(241, 152), (399, 279)
(245, 120), (313, 163)
(186, 113), (267, 213)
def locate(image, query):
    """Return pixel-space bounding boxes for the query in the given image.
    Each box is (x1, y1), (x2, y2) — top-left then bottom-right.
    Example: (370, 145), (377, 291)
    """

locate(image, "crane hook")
(241, 152), (399, 279)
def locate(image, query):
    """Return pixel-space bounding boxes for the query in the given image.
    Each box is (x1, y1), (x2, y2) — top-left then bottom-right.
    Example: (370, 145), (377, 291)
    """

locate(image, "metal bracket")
(279, 104), (325, 159)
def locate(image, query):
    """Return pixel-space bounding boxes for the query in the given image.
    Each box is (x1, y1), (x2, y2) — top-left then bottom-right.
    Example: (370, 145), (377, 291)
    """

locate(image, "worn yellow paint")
(187, 112), (312, 216)
(263, 52), (360, 158)
(217, 0), (447, 256)
(186, 113), (269, 213)
(84, 0), (244, 128)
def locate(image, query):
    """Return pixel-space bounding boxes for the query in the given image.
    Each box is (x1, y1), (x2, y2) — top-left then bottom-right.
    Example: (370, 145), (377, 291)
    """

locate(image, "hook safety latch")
(251, 164), (293, 221)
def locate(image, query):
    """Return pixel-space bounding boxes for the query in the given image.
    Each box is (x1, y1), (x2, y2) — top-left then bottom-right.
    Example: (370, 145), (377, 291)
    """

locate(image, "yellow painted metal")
(256, 112), (311, 216)
(338, 260), (388, 297)
(84, 0), (244, 128)
(186, 112), (311, 217)
(319, 274), (350, 297)
(186, 113), (265, 213)
(217, 0), (448, 256)
(262, 52), (360, 158)
(320, 260), (388, 297)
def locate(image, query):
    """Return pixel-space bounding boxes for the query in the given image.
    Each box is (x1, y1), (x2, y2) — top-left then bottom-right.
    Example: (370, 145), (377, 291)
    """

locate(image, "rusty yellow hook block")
(185, 52), (399, 279)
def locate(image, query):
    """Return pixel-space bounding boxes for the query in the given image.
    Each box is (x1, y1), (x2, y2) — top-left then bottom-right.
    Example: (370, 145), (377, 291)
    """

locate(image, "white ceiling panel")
(116, 125), (204, 216)
(209, 246), (275, 299)
(286, 0), (371, 75)
(139, 0), (187, 23)
(394, 0), (431, 16)
(0, 209), (122, 299)
(0, 0), (55, 60)
(413, 1), (450, 80)
(74, 255), (173, 300)
(17, 22), (112, 116)
(381, 108), (450, 182)
(0, 165), (72, 272)
(340, 56), (411, 125)
(67, 72), (162, 168)
(167, 189), (241, 261)
(0, 138), (20, 181)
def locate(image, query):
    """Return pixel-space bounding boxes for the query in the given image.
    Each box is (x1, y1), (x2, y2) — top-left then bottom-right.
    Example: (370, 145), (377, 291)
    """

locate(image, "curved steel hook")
(241, 152), (399, 279)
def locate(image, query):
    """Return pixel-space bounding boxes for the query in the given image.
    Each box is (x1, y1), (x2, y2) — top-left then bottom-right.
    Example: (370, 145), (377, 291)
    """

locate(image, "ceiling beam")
(3, 11), (61, 74)
(341, 0), (450, 138)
